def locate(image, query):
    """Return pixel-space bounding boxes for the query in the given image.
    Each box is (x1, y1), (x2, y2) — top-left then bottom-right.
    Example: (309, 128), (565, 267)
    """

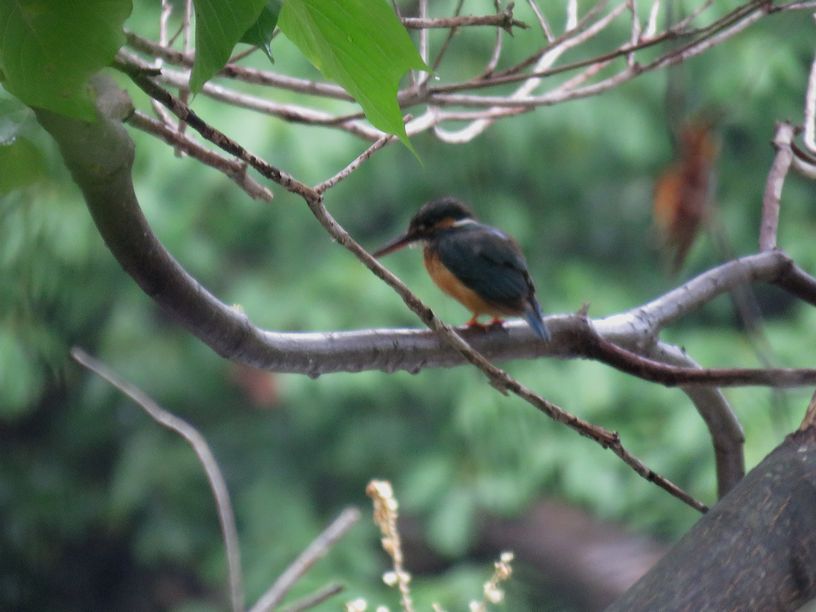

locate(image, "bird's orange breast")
(423, 247), (515, 317)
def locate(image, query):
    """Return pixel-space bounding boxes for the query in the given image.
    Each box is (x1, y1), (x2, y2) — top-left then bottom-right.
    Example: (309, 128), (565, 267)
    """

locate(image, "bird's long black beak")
(372, 231), (419, 258)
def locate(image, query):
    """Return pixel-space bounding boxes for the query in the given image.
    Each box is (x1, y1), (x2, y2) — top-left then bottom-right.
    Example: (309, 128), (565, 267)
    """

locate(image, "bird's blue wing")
(433, 224), (532, 309)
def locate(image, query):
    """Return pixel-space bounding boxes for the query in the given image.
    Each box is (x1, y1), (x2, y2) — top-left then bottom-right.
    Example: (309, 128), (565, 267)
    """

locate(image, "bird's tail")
(523, 299), (550, 341)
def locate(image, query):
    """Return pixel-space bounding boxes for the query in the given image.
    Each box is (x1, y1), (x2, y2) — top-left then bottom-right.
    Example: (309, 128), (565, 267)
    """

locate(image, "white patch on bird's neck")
(451, 218), (477, 227)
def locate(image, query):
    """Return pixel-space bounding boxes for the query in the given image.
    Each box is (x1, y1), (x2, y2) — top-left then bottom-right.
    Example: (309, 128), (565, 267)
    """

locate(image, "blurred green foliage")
(2, 1), (816, 610)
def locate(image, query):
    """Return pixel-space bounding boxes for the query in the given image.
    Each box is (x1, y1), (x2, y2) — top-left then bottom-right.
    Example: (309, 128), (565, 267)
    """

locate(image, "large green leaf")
(0, 0), (132, 120)
(239, 0), (282, 62)
(190, 0), (268, 93)
(278, 0), (427, 149)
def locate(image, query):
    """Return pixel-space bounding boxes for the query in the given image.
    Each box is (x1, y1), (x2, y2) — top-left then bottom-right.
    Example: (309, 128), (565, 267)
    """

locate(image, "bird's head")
(373, 197), (476, 257)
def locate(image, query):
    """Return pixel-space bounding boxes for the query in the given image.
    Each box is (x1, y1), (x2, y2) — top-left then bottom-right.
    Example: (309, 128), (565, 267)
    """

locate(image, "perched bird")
(373, 197), (550, 340)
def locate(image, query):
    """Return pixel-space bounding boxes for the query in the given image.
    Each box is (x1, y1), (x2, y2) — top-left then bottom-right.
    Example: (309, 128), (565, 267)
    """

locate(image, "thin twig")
(414, 0), (429, 89)
(125, 32), (352, 100)
(426, 0), (768, 113)
(71, 348), (244, 612)
(645, 0), (661, 38)
(280, 583), (345, 612)
(431, 0), (764, 97)
(481, 0), (505, 77)
(315, 133), (398, 194)
(760, 121), (796, 251)
(228, 45), (259, 64)
(151, 0), (176, 126)
(566, 0), (579, 30)
(527, 0), (555, 42)
(428, 0), (761, 96)
(249, 508), (361, 612)
(800, 388), (816, 431)
(804, 52), (816, 153)
(433, 2), (626, 142)
(401, 12), (527, 30)
(119, 50), (378, 139)
(771, 0), (816, 11)
(791, 141), (816, 178)
(491, 0), (612, 79)
(626, 0), (641, 67)
(674, 0), (717, 31)
(428, 0), (765, 110)
(128, 111), (273, 201)
(430, 0), (466, 72)
(176, 0), (193, 145)
(585, 322), (816, 388)
(116, 56), (318, 200)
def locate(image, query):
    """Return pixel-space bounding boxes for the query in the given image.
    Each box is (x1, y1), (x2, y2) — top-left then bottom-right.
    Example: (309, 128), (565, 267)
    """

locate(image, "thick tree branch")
(610, 421), (816, 611)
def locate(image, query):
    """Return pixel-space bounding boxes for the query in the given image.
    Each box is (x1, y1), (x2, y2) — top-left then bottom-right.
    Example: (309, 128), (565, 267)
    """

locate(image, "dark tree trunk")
(610, 425), (816, 611)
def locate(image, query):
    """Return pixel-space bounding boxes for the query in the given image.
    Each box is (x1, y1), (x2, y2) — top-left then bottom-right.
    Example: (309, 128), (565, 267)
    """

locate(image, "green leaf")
(240, 1), (282, 62)
(0, 0), (132, 120)
(190, 0), (269, 93)
(278, 0), (428, 150)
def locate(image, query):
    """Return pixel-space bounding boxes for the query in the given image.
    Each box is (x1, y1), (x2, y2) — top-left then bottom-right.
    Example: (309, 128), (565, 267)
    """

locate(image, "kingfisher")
(373, 197), (550, 340)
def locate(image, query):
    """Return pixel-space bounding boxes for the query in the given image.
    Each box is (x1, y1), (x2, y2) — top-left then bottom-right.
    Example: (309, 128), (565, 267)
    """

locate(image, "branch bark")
(610, 421), (816, 611)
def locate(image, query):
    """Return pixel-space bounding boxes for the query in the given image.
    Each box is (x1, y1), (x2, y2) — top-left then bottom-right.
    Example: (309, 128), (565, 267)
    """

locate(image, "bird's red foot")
(465, 315), (506, 331)
(466, 314), (486, 330)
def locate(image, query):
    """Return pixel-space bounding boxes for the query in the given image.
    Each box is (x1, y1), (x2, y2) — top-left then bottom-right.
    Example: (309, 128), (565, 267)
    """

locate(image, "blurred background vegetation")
(3, 1), (816, 610)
